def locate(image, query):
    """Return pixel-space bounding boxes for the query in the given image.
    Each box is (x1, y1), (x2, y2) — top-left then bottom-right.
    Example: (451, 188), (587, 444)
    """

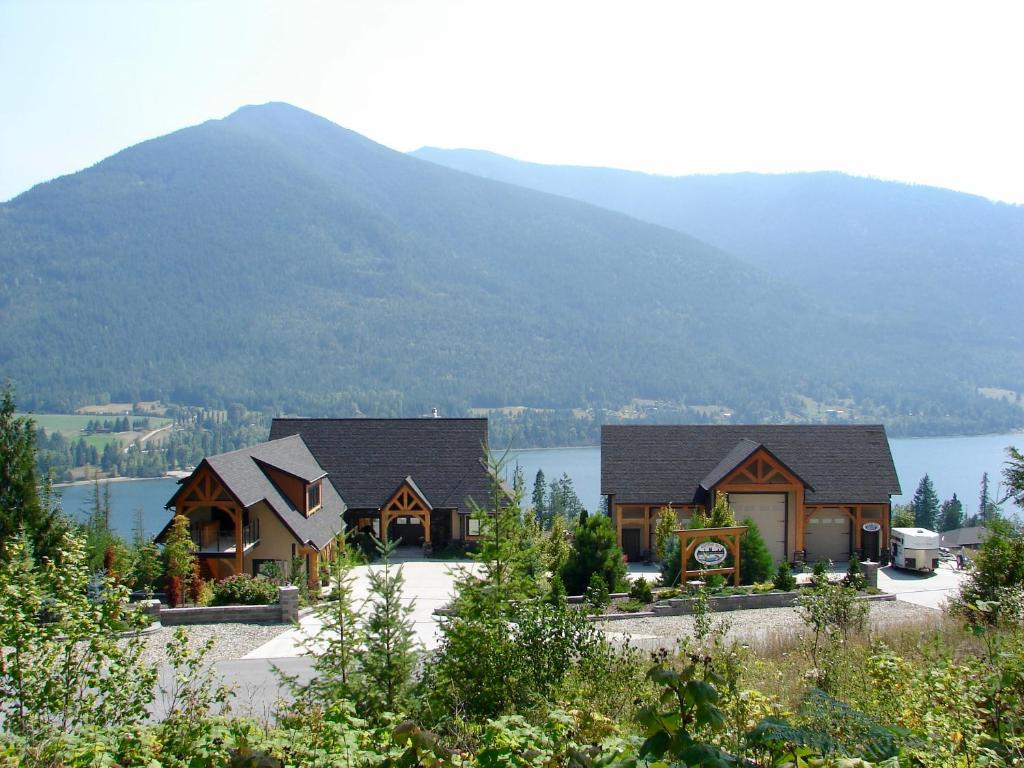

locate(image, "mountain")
(1, 103), (1020, 443)
(410, 148), (1024, 353)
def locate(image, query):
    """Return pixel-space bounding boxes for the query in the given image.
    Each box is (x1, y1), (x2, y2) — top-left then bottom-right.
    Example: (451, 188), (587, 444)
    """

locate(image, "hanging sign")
(862, 522), (881, 533)
(694, 541), (728, 566)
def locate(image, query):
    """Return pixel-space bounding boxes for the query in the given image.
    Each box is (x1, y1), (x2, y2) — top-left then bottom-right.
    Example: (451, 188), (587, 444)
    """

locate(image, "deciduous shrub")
(210, 574), (278, 606)
(585, 571), (610, 610)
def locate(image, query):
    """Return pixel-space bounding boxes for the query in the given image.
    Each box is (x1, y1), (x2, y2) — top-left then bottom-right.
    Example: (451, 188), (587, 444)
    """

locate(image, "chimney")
(431, 407), (439, 418)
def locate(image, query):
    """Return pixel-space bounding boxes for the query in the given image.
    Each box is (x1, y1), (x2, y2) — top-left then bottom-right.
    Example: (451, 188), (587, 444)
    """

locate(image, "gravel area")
(597, 600), (941, 651)
(135, 622), (292, 667)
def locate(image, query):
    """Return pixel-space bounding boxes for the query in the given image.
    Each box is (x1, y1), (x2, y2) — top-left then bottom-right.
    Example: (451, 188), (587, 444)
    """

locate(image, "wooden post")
(231, 507), (244, 575)
(380, 511), (390, 544)
(422, 511), (431, 544)
(854, 506), (862, 552)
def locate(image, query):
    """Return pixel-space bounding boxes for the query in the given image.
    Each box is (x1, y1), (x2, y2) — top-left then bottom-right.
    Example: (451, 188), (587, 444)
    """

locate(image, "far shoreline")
(53, 471), (189, 490)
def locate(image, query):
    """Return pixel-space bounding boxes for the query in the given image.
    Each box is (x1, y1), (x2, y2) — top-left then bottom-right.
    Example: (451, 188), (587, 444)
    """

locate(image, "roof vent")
(431, 407), (439, 418)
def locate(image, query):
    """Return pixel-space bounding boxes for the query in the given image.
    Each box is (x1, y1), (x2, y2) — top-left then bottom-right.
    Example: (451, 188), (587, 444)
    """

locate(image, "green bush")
(560, 512), (626, 595)
(618, 598), (644, 613)
(811, 559), (831, 589)
(210, 574), (278, 606)
(704, 573), (726, 591)
(739, 517), (775, 585)
(628, 577), (654, 603)
(585, 571), (610, 610)
(843, 553), (867, 590)
(659, 535), (682, 587)
(773, 560), (797, 591)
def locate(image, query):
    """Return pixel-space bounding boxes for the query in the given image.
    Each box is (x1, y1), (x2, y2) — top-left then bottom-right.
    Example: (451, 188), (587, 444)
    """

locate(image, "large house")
(602, 424), (902, 564)
(162, 418), (494, 582)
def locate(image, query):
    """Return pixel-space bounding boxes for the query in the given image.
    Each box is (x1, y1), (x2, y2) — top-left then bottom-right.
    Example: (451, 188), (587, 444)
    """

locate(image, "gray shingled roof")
(602, 424), (901, 505)
(269, 418), (493, 511)
(166, 434), (344, 549)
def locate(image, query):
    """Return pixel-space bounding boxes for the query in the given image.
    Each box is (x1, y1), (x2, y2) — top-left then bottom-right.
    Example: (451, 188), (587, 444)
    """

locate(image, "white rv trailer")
(890, 527), (941, 573)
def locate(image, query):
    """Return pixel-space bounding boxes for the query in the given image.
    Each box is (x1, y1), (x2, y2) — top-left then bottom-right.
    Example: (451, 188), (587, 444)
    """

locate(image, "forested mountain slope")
(0, 103), (1019, 439)
(411, 148), (1024, 354)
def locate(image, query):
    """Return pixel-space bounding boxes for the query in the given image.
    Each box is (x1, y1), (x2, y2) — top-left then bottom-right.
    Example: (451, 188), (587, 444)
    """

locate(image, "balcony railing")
(192, 521), (259, 554)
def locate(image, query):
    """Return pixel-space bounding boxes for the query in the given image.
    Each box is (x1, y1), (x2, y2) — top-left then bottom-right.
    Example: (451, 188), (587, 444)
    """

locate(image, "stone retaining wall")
(649, 590), (894, 616)
(139, 585), (299, 625)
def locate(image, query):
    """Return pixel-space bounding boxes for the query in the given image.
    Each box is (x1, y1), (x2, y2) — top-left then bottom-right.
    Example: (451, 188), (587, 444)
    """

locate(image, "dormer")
(306, 478), (322, 515)
(253, 456), (328, 518)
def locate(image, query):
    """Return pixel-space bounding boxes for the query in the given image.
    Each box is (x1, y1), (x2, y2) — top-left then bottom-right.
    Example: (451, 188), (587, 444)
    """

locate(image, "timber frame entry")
(676, 525), (747, 586)
(380, 480), (432, 546)
(613, 446), (891, 564)
(173, 463), (248, 575)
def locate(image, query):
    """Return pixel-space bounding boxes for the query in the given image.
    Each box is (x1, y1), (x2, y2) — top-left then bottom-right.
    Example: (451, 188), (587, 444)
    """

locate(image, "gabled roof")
(602, 424), (901, 505)
(269, 418), (493, 511)
(397, 476), (433, 510)
(166, 434), (344, 549)
(939, 526), (990, 548)
(699, 439), (813, 491)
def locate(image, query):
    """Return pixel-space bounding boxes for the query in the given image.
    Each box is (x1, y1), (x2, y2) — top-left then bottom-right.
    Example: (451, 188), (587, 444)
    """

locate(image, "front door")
(622, 527), (643, 561)
(389, 516), (424, 546)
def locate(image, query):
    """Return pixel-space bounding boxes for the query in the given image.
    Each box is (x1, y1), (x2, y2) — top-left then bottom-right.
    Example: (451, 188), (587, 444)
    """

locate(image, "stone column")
(139, 598), (162, 626)
(279, 585), (300, 623)
(861, 562), (879, 589)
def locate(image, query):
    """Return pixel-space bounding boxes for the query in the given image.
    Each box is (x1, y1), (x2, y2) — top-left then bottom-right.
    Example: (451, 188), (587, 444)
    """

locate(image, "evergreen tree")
(560, 511), (626, 594)
(548, 473), (584, 524)
(978, 472), (1001, 522)
(286, 548), (365, 710)
(358, 537), (417, 723)
(531, 468), (548, 527)
(0, 387), (67, 563)
(911, 474), (939, 530)
(1005, 446), (1024, 509)
(739, 517), (775, 585)
(939, 494), (964, 532)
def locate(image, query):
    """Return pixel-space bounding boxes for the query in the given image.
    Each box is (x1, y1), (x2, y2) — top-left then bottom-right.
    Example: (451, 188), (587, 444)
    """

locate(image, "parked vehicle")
(890, 527), (941, 573)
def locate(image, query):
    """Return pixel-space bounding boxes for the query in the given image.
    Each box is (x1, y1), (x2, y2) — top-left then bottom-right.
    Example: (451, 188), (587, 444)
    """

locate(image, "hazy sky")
(3, 0), (1023, 203)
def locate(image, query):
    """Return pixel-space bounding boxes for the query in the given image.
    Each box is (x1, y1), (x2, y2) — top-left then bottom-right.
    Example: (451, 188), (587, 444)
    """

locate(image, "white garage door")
(728, 493), (786, 563)
(805, 513), (851, 563)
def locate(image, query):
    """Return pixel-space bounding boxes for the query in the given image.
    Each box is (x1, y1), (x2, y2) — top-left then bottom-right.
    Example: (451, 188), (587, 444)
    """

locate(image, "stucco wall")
(246, 500), (300, 578)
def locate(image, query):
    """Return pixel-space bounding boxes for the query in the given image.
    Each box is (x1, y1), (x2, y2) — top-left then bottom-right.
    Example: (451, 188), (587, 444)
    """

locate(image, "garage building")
(602, 424), (901, 565)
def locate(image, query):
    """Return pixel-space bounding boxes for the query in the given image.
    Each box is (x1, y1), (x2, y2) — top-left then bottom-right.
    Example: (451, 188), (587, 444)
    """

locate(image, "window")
(307, 481), (321, 513)
(467, 518), (480, 536)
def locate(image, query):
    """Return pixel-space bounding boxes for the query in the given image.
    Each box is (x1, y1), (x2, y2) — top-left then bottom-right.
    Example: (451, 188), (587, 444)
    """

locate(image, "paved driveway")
(244, 554), (478, 659)
(876, 559), (968, 609)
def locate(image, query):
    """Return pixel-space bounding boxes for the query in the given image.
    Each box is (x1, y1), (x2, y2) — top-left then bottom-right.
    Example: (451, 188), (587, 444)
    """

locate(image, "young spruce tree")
(358, 537), (418, 723)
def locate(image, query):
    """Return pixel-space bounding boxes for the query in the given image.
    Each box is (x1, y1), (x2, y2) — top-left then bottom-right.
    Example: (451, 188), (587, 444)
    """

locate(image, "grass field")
(19, 413), (172, 441)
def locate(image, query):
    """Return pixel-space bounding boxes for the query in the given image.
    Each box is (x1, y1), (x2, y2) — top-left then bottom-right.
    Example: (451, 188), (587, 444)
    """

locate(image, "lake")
(57, 431), (1023, 541)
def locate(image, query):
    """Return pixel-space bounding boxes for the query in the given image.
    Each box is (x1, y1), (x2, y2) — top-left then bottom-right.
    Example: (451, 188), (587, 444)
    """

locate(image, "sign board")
(694, 541), (728, 566)
(862, 522), (881, 533)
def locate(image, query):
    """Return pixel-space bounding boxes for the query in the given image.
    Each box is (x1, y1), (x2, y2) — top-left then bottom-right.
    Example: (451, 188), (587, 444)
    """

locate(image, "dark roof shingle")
(167, 434), (344, 549)
(269, 418), (492, 511)
(602, 424), (901, 505)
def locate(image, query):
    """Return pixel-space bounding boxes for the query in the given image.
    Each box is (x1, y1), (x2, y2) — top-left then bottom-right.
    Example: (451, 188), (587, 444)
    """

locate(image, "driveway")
(244, 553), (478, 659)
(876, 559), (968, 609)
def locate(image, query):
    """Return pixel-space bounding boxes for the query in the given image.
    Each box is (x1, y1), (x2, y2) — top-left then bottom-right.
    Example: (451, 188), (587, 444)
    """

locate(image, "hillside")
(411, 148), (1024, 356)
(1, 104), (1020, 442)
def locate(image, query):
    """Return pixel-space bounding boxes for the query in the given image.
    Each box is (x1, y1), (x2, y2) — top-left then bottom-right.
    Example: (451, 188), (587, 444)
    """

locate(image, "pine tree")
(939, 494), (964, 532)
(560, 511), (626, 594)
(0, 387), (67, 563)
(358, 537), (418, 723)
(739, 517), (775, 585)
(978, 472), (1001, 522)
(911, 474), (940, 530)
(1006, 446), (1024, 509)
(531, 468), (548, 527)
